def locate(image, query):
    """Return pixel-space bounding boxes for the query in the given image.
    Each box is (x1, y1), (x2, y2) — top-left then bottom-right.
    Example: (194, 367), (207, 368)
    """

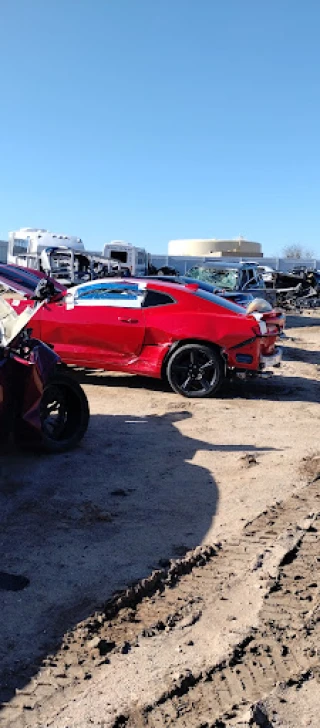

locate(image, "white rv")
(102, 241), (150, 276)
(8, 228), (85, 268)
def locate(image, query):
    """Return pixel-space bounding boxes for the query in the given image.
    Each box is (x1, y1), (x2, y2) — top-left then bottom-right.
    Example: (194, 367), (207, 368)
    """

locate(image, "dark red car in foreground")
(2, 270), (283, 398)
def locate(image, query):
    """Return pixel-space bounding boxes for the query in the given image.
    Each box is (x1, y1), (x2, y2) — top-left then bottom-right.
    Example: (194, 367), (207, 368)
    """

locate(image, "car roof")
(73, 277), (198, 294)
(72, 276), (247, 314)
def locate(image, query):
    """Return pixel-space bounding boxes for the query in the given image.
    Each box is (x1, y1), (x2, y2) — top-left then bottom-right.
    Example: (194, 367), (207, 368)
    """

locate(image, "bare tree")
(303, 248), (315, 259)
(282, 244), (314, 259)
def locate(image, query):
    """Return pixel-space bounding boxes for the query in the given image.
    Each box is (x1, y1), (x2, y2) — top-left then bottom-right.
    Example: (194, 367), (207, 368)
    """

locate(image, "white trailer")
(102, 241), (150, 276)
(8, 228), (85, 268)
(7, 229), (132, 285)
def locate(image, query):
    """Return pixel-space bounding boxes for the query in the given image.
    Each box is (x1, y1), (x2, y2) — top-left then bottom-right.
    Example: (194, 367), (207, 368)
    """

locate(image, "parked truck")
(185, 260), (277, 306)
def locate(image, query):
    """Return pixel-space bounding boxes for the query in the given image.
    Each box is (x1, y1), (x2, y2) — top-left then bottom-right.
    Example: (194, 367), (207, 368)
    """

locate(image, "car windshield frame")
(74, 281), (144, 305)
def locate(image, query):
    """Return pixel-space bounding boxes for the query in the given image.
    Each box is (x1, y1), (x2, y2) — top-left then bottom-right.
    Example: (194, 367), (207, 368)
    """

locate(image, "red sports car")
(4, 272), (283, 398)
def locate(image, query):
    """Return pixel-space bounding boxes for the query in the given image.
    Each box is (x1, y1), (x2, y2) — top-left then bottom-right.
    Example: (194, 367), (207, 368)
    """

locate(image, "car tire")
(40, 372), (89, 452)
(166, 343), (224, 398)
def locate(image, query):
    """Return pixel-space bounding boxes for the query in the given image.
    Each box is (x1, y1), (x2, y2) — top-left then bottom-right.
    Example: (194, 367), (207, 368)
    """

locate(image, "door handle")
(118, 317), (139, 323)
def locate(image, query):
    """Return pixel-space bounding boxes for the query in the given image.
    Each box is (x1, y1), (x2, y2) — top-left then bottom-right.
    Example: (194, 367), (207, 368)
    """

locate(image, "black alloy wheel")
(40, 373), (89, 452)
(166, 343), (224, 398)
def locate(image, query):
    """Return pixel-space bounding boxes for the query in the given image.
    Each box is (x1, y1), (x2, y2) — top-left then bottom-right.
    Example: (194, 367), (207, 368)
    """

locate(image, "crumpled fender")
(14, 340), (60, 441)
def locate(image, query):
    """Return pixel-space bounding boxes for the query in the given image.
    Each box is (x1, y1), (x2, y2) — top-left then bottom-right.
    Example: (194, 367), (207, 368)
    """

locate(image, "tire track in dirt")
(1, 481), (319, 728)
(126, 517), (319, 727)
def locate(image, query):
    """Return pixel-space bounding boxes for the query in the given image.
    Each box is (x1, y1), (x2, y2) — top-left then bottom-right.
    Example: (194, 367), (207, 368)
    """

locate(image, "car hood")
(0, 265), (66, 300)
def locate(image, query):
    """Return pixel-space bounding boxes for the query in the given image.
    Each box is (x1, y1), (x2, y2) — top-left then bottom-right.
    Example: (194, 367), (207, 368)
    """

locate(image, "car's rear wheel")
(166, 343), (224, 398)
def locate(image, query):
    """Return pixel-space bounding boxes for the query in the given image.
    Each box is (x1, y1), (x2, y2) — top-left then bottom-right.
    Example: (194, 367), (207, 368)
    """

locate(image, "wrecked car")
(274, 269), (320, 310)
(0, 279), (89, 450)
(3, 272), (284, 398)
(185, 261), (277, 307)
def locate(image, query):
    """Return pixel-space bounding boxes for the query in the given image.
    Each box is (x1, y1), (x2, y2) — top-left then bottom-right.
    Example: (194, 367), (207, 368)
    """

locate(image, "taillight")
(252, 324), (261, 336)
(266, 324), (279, 336)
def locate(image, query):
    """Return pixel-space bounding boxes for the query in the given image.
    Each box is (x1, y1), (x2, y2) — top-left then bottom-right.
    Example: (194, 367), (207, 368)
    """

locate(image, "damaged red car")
(3, 272), (284, 398)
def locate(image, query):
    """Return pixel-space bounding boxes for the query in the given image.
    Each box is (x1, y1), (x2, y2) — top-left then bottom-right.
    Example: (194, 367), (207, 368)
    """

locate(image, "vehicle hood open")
(0, 265), (66, 301)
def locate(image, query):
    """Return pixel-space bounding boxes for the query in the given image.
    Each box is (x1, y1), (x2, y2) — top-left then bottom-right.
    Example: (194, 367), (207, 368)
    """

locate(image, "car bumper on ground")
(260, 346), (282, 369)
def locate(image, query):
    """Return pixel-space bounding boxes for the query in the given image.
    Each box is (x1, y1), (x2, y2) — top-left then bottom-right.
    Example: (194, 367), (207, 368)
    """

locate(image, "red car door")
(38, 281), (146, 368)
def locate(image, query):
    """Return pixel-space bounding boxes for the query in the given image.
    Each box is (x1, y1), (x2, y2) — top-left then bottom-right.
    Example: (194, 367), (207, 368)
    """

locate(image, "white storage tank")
(168, 237), (263, 258)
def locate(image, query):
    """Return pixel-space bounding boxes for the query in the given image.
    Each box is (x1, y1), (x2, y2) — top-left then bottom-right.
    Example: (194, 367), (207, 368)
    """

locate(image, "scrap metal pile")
(273, 267), (320, 311)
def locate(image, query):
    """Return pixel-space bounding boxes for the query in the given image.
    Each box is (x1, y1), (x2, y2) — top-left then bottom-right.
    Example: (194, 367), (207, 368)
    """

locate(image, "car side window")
(241, 269), (249, 286)
(74, 282), (143, 307)
(142, 290), (175, 307)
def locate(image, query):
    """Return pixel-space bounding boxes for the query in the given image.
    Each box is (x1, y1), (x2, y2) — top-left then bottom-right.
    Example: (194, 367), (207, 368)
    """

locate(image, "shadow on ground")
(0, 411), (273, 704)
(285, 313), (320, 329)
(227, 374), (320, 403)
(282, 346), (320, 366)
(71, 366), (320, 404)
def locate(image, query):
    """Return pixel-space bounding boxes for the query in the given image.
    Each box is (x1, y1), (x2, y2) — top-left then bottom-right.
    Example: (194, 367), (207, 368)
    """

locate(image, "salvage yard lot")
(0, 312), (319, 727)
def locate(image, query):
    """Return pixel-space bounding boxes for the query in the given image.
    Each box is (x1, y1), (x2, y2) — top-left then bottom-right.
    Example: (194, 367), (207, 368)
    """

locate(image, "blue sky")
(0, 0), (319, 256)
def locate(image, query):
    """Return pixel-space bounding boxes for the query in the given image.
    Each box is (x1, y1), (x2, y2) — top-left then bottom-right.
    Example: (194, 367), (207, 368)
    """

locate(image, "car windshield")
(187, 266), (238, 290)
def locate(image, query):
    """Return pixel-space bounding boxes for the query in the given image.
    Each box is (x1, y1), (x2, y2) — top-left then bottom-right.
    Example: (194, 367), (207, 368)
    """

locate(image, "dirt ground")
(0, 312), (319, 728)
